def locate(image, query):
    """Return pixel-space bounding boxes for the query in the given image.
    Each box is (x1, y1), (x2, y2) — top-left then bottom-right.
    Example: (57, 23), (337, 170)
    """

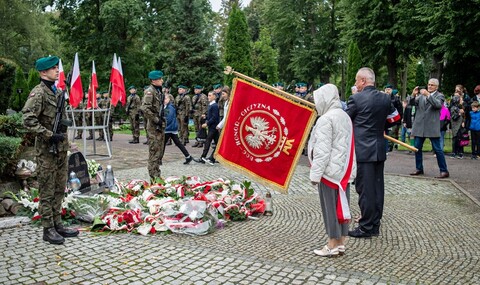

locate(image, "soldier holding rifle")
(141, 70), (166, 182)
(22, 56), (79, 245)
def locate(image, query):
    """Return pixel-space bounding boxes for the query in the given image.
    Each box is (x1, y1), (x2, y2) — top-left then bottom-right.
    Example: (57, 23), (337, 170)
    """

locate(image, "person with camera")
(409, 78), (449, 178)
(141, 70), (166, 182)
(22, 56), (79, 244)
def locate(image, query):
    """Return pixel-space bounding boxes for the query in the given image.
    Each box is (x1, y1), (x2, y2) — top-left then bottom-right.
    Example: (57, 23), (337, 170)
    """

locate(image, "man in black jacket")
(346, 67), (400, 238)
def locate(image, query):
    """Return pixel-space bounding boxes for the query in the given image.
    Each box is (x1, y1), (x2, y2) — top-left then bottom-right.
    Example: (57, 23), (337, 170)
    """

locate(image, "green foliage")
(0, 58), (17, 114)
(26, 68), (39, 92)
(252, 28), (278, 83)
(415, 63), (426, 87)
(346, 41), (362, 99)
(10, 68), (28, 111)
(162, 0), (222, 90)
(0, 135), (22, 179)
(223, 4), (253, 84)
(0, 113), (24, 137)
(0, 0), (58, 71)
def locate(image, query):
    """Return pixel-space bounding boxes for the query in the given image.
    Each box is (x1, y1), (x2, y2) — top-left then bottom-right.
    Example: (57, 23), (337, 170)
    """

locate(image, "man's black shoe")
(184, 156), (193, 165)
(348, 227), (372, 238)
(193, 157), (205, 164)
(43, 227), (65, 244)
(55, 224), (79, 238)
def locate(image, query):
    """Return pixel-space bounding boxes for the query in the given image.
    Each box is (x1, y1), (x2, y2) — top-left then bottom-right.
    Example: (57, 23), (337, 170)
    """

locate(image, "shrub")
(0, 135), (22, 179)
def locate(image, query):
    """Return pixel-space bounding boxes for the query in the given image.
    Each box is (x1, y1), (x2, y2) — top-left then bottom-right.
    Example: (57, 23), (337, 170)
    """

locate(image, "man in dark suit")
(346, 67), (400, 238)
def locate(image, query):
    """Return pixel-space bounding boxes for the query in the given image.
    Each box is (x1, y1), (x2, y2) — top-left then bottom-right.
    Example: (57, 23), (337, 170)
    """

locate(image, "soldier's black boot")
(55, 223), (79, 238)
(86, 136), (93, 140)
(129, 138), (139, 144)
(74, 134), (82, 139)
(43, 227), (65, 245)
(143, 139), (149, 145)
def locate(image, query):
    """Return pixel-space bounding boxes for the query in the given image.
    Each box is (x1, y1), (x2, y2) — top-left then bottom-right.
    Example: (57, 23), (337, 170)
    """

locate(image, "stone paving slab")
(1, 160), (479, 284)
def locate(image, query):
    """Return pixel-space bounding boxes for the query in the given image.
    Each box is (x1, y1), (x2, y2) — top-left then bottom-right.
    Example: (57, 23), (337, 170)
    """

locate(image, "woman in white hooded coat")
(308, 84), (356, 257)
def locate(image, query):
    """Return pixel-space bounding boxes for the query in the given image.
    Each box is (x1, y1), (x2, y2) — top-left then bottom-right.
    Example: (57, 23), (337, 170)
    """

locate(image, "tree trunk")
(386, 44), (398, 87)
(430, 53), (444, 86)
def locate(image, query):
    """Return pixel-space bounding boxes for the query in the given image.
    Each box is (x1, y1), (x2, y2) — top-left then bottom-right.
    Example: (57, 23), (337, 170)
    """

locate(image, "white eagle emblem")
(245, 117), (277, 150)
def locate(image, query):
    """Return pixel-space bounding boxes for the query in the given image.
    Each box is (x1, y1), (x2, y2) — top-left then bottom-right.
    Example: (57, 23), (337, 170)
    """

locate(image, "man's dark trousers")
(356, 161), (385, 233)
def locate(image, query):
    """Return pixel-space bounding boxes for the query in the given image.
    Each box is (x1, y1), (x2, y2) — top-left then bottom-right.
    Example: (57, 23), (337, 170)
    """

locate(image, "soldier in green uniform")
(141, 86), (149, 144)
(22, 56), (79, 245)
(191, 85), (208, 147)
(175, 84), (192, 145)
(141, 70), (166, 182)
(126, 85), (141, 144)
(295, 82), (314, 103)
(213, 83), (225, 120)
(273, 82), (284, 91)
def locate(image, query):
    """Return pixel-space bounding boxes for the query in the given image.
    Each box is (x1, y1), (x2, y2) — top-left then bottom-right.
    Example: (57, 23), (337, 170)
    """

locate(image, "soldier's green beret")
(213, 84), (222, 89)
(128, 85), (136, 90)
(296, 82), (307, 87)
(35, 56), (59, 71)
(194, 85), (203, 89)
(384, 84), (394, 89)
(178, 84), (188, 89)
(148, 70), (164, 80)
(392, 89), (399, 96)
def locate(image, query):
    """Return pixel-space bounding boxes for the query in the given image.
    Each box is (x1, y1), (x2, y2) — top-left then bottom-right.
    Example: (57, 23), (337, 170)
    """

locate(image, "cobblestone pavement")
(1, 134), (480, 284)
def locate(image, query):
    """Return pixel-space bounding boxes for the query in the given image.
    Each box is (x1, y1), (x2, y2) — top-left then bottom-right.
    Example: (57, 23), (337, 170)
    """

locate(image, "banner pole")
(224, 66), (316, 109)
(384, 134), (418, 152)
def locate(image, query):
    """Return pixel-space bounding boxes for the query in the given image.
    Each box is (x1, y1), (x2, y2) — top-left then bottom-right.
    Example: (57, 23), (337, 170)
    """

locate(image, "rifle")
(50, 72), (73, 155)
(156, 88), (165, 131)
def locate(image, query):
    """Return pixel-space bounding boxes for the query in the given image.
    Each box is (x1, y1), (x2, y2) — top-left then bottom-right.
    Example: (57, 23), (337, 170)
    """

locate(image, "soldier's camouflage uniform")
(175, 93), (192, 144)
(126, 92), (141, 141)
(22, 82), (69, 228)
(141, 85), (165, 180)
(192, 92), (208, 143)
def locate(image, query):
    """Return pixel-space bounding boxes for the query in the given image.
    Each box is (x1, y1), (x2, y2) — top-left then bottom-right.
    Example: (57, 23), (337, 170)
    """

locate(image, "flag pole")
(384, 134), (418, 152)
(224, 66), (316, 110)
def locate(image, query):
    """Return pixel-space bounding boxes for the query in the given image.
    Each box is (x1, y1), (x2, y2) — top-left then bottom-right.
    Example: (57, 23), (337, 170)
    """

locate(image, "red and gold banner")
(215, 78), (317, 193)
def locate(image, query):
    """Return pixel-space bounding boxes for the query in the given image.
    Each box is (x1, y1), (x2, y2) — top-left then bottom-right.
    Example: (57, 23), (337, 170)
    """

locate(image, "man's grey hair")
(429, 78), (439, 86)
(357, 67), (376, 84)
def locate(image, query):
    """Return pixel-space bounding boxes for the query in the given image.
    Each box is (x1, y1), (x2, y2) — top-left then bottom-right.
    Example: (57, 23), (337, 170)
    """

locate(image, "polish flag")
(56, 58), (66, 90)
(110, 53), (126, 106)
(87, 60), (98, 109)
(117, 57), (126, 106)
(69, 53), (83, 108)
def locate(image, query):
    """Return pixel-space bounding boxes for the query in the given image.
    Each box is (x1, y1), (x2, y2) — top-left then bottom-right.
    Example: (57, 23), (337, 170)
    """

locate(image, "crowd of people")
(22, 55), (479, 258)
(308, 67), (480, 258)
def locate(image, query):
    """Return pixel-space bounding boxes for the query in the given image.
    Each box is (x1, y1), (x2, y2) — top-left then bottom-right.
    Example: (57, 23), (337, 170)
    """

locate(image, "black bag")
(440, 119), (449, 131)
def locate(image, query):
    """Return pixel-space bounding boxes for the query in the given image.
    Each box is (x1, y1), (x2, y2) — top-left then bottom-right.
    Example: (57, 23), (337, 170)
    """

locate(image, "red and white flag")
(215, 78), (317, 193)
(87, 60), (98, 109)
(69, 53), (83, 108)
(110, 53), (126, 106)
(56, 58), (66, 90)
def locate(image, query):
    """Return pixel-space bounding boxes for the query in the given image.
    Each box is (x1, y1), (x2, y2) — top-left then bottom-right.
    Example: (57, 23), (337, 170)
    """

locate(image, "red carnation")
(33, 197), (39, 203)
